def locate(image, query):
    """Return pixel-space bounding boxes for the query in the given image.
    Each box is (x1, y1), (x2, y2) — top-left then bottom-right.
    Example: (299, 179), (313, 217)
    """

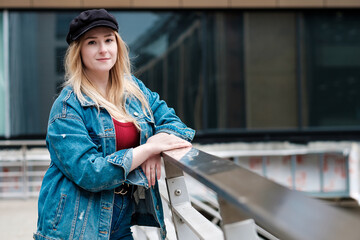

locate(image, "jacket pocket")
(52, 194), (67, 230)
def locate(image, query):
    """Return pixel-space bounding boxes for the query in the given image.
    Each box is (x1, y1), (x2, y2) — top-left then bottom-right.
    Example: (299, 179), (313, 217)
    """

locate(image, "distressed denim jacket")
(34, 76), (195, 240)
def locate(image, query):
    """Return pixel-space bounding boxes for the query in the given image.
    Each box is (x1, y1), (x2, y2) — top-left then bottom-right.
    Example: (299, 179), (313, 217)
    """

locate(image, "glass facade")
(9, 12), (63, 136)
(2, 10), (360, 139)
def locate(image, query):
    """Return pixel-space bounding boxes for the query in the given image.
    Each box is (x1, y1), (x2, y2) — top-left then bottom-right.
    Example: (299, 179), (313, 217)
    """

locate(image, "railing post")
(163, 149), (224, 240)
(164, 160), (199, 240)
(218, 197), (259, 240)
(21, 145), (28, 199)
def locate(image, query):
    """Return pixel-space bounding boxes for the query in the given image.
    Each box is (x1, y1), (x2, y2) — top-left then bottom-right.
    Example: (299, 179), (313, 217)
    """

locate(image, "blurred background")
(1, 0), (360, 239)
(1, 3), (360, 141)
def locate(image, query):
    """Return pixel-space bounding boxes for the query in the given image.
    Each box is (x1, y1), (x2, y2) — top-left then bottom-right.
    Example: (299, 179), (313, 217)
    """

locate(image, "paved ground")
(0, 198), (38, 240)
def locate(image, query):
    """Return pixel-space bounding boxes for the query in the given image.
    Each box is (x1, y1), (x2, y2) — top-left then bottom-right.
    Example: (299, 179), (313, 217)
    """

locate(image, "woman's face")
(80, 27), (118, 75)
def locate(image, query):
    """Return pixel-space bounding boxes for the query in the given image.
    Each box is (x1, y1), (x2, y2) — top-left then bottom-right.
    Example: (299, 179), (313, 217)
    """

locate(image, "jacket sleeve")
(133, 76), (195, 142)
(46, 111), (133, 193)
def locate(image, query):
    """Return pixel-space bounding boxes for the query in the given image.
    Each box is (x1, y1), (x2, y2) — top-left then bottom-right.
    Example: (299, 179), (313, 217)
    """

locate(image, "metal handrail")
(0, 140), (48, 198)
(203, 147), (350, 158)
(0, 140), (45, 147)
(1, 140), (359, 239)
(163, 147), (360, 240)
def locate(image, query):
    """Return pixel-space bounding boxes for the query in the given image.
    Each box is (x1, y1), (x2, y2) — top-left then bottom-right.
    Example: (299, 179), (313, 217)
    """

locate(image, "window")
(304, 12), (360, 128)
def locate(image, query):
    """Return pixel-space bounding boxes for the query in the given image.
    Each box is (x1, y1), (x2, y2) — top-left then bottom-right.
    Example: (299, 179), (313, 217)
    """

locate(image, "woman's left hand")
(141, 154), (161, 187)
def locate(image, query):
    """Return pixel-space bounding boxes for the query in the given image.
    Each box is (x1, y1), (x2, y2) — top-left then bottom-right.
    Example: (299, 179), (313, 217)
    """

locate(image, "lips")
(97, 58), (111, 61)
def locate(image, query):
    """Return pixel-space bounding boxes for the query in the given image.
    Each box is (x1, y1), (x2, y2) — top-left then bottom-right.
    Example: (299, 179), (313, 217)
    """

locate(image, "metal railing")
(0, 140), (48, 198)
(162, 147), (360, 240)
(1, 140), (360, 239)
(207, 148), (354, 200)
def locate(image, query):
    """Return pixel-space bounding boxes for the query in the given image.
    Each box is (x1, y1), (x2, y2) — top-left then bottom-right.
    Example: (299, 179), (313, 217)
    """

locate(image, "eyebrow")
(85, 33), (114, 40)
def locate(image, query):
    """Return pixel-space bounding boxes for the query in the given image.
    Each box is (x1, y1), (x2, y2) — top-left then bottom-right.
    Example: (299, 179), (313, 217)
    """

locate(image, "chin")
(96, 67), (113, 72)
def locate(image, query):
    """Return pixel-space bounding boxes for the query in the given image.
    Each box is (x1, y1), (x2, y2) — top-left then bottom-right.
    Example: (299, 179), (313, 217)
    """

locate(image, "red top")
(112, 119), (140, 150)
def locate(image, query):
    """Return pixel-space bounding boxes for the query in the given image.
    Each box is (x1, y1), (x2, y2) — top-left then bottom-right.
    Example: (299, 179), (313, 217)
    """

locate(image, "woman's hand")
(145, 133), (192, 156)
(141, 154), (161, 187)
(132, 133), (192, 183)
(142, 133), (191, 186)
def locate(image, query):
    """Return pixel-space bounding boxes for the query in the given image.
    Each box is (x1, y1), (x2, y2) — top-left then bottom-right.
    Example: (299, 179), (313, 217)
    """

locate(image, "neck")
(85, 70), (110, 97)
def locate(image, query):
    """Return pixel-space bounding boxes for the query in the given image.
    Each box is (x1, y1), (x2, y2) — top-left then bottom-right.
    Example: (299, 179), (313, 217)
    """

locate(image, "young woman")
(34, 9), (195, 240)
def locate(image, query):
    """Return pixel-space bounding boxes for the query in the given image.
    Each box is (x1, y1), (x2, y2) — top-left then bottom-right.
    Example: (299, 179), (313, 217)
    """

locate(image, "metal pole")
(163, 154), (223, 240)
(218, 197), (259, 240)
(3, 10), (10, 138)
(201, 13), (208, 130)
(21, 145), (28, 199)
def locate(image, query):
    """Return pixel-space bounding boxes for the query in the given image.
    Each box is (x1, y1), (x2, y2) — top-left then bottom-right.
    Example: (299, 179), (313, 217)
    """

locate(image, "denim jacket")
(34, 76), (195, 240)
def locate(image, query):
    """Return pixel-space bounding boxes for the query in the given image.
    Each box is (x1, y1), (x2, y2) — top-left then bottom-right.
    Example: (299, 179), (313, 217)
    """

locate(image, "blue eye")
(88, 41), (96, 45)
(106, 39), (113, 43)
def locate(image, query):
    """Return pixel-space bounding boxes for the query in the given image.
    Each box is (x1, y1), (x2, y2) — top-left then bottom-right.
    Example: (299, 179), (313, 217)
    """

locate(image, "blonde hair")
(64, 30), (150, 128)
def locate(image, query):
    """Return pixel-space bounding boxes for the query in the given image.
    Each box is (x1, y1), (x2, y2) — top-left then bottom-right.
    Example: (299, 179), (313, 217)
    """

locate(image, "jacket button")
(156, 205), (159, 210)
(134, 112), (139, 117)
(145, 133), (148, 138)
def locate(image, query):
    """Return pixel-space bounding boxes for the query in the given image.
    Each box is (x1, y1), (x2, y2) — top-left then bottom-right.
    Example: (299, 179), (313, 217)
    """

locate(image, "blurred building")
(0, 1), (360, 143)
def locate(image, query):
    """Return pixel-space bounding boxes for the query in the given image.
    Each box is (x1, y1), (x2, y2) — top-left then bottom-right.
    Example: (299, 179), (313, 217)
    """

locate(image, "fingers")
(167, 135), (192, 149)
(156, 161), (161, 180)
(150, 166), (156, 186)
(144, 162), (151, 186)
(147, 134), (192, 154)
(142, 156), (161, 187)
(148, 133), (191, 146)
(141, 161), (152, 187)
(147, 165), (156, 187)
(167, 140), (192, 150)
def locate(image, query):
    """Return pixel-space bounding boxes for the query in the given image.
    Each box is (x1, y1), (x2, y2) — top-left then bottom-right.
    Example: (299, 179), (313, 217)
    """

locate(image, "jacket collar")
(80, 94), (97, 107)
(63, 85), (97, 107)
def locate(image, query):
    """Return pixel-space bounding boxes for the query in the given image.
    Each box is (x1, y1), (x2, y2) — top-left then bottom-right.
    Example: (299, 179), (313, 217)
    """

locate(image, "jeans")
(110, 192), (134, 240)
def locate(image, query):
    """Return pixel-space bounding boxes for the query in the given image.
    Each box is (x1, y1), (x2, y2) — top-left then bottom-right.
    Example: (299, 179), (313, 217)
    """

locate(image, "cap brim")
(71, 20), (118, 42)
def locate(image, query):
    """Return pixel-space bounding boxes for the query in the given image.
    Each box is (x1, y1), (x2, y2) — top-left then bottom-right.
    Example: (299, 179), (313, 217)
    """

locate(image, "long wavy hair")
(64, 30), (150, 128)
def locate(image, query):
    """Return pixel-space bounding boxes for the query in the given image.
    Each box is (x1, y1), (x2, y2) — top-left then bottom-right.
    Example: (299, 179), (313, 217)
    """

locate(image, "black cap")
(66, 9), (118, 45)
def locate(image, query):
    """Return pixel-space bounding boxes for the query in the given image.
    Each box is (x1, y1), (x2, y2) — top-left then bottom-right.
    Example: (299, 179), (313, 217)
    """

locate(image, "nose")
(98, 42), (107, 54)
